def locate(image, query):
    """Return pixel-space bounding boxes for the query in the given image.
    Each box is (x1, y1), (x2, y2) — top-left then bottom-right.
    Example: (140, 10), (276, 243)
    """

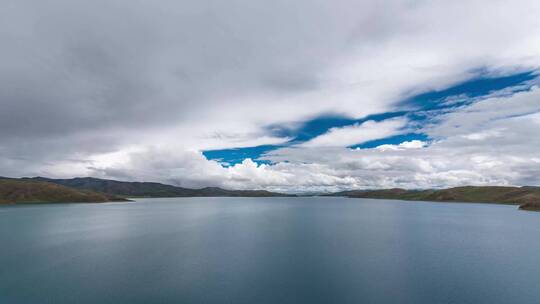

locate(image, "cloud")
(257, 87), (540, 191)
(87, 84), (540, 192)
(375, 140), (427, 151)
(300, 118), (408, 148)
(1, 0), (540, 191)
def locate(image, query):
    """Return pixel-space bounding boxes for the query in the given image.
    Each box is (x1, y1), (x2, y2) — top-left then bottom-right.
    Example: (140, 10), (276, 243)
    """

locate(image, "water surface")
(1, 197), (539, 304)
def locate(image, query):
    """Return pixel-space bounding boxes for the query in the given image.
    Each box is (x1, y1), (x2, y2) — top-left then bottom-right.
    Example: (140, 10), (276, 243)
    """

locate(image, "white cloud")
(375, 140), (427, 151)
(300, 118), (408, 148)
(18, 86), (540, 192)
(1, 0), (540, 191)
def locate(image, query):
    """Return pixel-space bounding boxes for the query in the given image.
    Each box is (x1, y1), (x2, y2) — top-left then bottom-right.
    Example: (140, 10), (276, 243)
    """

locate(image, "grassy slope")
(0, 179), (126, 204)
(329, 186), (540, 208)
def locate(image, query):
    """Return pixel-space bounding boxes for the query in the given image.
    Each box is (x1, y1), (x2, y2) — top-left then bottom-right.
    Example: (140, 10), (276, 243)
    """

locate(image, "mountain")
(26, 177), (293, 198)
(5, 177), (538, 208)
(326, 186), (540, 209)
(0, 178), (127, 204)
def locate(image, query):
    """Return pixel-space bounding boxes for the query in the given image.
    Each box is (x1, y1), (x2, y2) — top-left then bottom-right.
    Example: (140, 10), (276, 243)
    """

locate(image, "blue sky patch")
(204, 70), (537, 165)
(203, 145), (278, 166)
(268, 111), (407, 142)
(401, 71), (536, 111)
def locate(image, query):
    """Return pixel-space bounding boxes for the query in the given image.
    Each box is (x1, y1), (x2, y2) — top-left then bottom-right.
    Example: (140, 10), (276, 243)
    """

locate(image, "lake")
(1, 197), (539, 304)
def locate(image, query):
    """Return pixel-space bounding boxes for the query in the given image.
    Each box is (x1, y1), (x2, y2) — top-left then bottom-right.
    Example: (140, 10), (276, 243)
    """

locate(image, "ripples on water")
(1, 197), (539, 304)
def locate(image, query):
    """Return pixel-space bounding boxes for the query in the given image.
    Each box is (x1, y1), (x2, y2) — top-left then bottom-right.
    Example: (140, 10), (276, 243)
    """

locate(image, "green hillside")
(27, 177), (293, 198)
(0, 178), (127, 204)
(327, 186), (540, 209)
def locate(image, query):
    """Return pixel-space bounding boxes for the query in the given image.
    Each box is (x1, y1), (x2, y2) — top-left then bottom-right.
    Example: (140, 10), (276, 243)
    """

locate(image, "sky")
(1, 0), (540, 192)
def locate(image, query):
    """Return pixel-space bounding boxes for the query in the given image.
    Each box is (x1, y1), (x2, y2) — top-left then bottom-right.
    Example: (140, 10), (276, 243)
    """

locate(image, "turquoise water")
(1, 197), (539, 304)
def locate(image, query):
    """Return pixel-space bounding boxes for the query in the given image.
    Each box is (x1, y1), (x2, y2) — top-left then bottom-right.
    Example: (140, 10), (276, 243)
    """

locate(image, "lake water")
(1, 197), (540, 304)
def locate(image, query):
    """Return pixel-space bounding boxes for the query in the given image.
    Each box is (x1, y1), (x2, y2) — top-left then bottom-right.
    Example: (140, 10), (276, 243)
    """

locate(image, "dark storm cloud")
(0, 0), (383, 177)
(0, 0), (409, 169)
(0, 0), (376, 139)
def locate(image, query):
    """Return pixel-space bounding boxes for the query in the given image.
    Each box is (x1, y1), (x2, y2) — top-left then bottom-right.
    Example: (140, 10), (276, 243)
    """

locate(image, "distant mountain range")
(325, 186), (540, 210)
(26, 177), (292, 198)
(1, 176), (539, 210)
(0, 176), (292, 204)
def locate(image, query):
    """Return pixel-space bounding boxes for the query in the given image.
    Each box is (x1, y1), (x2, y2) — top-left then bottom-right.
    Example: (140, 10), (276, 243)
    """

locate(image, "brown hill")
(27, 177), (293, 198)
(327, 186), (540, 209)
(0, 178), (127, 204)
